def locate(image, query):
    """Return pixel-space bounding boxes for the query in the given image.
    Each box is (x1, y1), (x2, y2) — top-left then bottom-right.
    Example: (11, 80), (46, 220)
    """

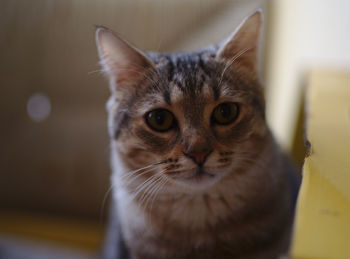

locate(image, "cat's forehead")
(134, 50), (261, 112)
(151, 51), (220, 99)
(168, 81), (213, 104)
(138, 81), (213, 114)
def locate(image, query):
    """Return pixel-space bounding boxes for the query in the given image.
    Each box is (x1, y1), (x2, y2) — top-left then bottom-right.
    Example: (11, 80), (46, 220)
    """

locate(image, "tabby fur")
(96, 10), (300, 259)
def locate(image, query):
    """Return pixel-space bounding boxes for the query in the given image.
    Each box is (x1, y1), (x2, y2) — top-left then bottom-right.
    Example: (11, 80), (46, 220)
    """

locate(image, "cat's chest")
(115, 186), (243, 250)
(116, 190), (235, 258)
(114, 175), (290, 259)
(117, 188), (233, 230)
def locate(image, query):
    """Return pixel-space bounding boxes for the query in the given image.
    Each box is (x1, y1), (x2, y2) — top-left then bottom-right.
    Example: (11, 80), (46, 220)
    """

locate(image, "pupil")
(220, 104), (232, 118)
(155, 111), (165, 125)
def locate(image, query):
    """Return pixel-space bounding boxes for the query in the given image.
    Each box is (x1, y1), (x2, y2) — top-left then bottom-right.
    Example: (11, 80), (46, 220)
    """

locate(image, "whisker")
(120, 166), (157, 186)
(100, 161), (165, 219)
(148, 177), (167, 212)
(88, 69), (105, 75)
(118, 161), (166, 184)
(139, 174), (165, 209)
(131, 172), (163, 202)
(99, 182), (116, 222)
(144, 177), (168, 225)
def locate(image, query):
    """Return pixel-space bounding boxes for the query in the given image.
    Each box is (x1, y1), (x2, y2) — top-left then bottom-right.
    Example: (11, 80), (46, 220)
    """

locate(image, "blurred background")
(1, 0), (350, 258)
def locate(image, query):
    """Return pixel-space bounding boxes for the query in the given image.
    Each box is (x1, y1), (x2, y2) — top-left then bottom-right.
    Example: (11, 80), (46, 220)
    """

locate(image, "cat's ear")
(95, 26), (156, 91)
(216, 10), (262, 74)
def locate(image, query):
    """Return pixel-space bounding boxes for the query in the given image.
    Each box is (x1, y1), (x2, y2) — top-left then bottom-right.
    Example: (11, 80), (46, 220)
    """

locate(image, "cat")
(95, 10), (300, 259)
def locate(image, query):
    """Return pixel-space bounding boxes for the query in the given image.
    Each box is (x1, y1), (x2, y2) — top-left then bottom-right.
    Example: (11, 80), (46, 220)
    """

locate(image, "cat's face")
(96, 11), (266, 191)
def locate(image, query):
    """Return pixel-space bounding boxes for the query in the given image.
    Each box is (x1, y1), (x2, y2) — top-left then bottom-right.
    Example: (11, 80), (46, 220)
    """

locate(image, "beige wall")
(265, 0), (350, 150)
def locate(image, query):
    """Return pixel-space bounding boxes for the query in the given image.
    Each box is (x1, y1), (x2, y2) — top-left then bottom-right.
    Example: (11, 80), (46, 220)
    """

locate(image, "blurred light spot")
(27, 93), (51, 122)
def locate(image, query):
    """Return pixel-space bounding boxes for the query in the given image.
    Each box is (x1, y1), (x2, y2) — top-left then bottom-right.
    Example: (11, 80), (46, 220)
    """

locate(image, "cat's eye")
(212, 102), (239, 125)
(145, 109), (175, 132)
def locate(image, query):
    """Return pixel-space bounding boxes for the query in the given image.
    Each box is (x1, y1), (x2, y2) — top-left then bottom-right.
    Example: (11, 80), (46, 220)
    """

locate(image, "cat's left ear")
(216, 10), (262, 74)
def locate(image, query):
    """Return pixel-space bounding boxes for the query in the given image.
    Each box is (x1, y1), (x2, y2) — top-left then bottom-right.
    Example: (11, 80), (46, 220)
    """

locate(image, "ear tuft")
(216, 10), (263, 74)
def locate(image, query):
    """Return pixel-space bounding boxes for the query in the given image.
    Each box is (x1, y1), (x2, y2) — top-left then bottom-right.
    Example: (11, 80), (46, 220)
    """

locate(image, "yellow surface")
(0, 210), (104, 252)
(292, 70), (350, 259)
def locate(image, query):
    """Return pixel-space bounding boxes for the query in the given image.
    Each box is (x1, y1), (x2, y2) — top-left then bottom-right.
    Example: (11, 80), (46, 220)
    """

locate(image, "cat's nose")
(184, 150), (212, 166)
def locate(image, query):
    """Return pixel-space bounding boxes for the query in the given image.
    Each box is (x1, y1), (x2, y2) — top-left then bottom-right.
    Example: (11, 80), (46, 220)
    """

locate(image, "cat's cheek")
(213, 127), (245, 147)
(133, 127), (177, 153)
(212, 116), (256, 146)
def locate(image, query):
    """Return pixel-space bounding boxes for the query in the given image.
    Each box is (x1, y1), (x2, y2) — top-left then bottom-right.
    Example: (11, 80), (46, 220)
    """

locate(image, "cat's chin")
(171, 168), (224, 191)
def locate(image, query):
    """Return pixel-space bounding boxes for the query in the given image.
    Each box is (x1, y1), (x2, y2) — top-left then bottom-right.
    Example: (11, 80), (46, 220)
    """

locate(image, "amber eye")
(145, 109), (175, 132)
(212, 102), (239, 125)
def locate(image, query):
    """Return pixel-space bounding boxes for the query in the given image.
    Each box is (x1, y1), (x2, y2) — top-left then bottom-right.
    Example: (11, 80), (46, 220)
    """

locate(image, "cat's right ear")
(95, 26), (155, 91)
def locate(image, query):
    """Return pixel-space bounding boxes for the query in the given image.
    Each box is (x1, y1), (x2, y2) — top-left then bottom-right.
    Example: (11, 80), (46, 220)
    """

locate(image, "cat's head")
(96, 11), (268, 191)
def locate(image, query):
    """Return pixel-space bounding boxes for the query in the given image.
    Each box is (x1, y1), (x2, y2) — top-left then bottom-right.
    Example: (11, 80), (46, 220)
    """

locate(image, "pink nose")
(185, 150), (212, 166)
